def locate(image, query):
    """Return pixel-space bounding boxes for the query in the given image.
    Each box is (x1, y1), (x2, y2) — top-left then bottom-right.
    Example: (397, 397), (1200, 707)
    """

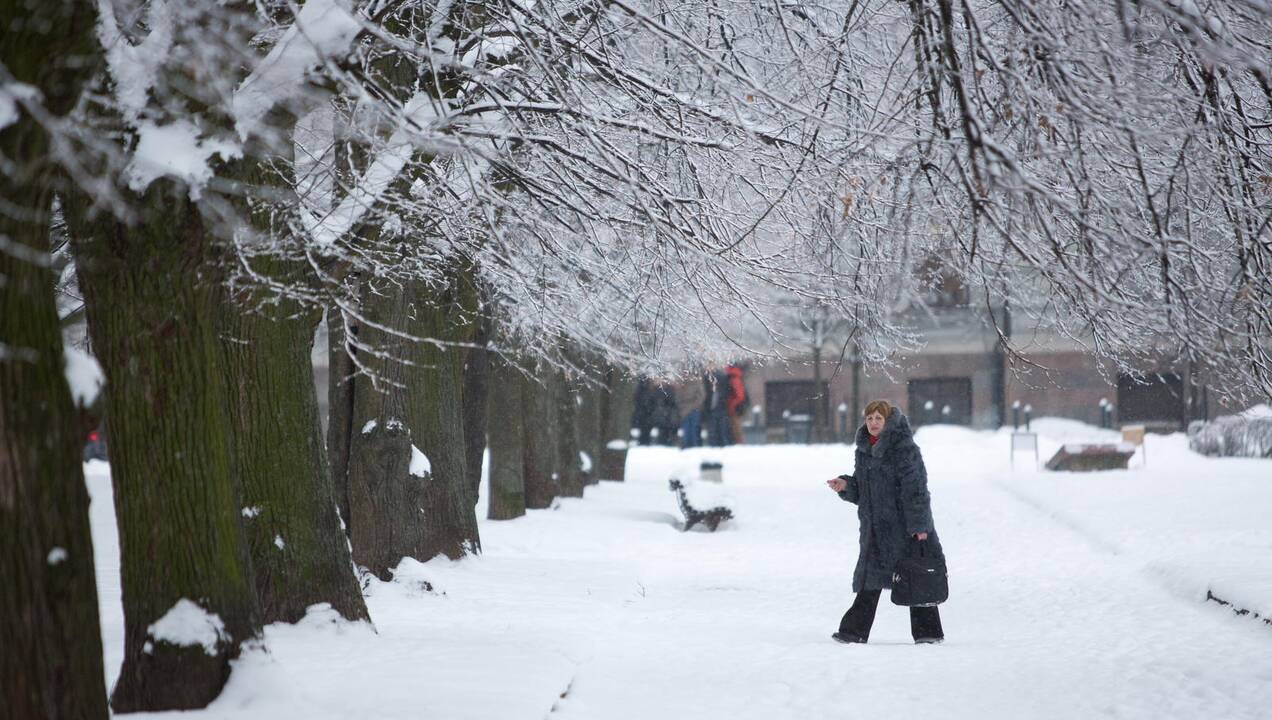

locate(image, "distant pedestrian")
(702, 366), (732, 447)
(725, 364), (748, 444)
(632, 377), (656, 446)
(676, 377), (706, 448)
(825, 399), (945, 645)
(649, 380), (680, 446)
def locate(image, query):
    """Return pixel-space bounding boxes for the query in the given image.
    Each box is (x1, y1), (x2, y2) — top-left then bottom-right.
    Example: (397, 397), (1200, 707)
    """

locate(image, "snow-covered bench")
(667, 478), (733, 532)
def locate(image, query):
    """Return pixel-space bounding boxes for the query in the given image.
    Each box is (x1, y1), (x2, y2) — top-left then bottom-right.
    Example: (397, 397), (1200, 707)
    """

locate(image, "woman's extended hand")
(826, 478), (847, 492)
(914, 532), (929, 541)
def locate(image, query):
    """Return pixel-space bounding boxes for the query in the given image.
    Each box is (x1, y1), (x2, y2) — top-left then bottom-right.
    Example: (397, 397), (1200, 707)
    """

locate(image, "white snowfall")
(84, 419), (1272, 719)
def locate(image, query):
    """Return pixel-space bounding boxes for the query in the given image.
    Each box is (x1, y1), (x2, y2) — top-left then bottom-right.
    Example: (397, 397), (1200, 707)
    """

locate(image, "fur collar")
(855, 412), (917, 457)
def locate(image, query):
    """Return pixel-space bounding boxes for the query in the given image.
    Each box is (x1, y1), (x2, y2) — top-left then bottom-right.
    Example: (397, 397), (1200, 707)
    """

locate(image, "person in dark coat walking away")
(825, 399), (945, 644)
(649, 379), (680, 446)
(702, 366), (732, 447)
(725, 364), (748, 444)
(631, 377), (656, 445)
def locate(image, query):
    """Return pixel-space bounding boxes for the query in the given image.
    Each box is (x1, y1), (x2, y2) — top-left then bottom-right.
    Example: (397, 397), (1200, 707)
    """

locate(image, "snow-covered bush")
(1188, 406), (1272, 459)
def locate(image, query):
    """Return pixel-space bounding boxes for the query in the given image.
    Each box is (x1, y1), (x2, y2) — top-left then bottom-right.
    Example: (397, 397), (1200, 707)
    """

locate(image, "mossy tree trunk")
(1, 5), (107, 715)
(461, 287), (491, 506)
(598, 365), (637, 481)
(486, 356), (526, 519)
(219, 263), (368, 624)
(68, 182), (261, 712)
(554, 368), (586, 498)
(327, 302), (357, 535)
(576, 372), (604, 486)
(217, 147), (368, 624)
(521, 363), (560, 508)
(346, 265), (481, 579)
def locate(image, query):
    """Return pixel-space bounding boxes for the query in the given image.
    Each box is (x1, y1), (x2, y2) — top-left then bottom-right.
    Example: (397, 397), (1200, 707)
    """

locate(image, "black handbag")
(891, 538), (948, 607)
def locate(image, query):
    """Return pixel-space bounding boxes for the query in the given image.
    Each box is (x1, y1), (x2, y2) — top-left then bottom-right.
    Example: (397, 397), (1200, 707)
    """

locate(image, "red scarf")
(867, 434), (880, 446)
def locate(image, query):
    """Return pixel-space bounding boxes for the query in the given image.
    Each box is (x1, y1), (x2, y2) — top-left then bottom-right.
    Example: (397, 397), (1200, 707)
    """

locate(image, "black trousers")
(839, 589), (944, 642)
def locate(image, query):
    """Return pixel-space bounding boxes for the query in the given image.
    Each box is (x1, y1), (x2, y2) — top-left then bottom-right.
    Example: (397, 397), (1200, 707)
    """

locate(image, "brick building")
(725, 302), (1215, 440)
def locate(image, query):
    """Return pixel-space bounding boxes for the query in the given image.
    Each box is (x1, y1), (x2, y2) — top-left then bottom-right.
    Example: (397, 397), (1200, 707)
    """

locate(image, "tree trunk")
(216, 139), (368, 624)
(1, 110), (109, 720)
(521, 364), (559, 508)
(1, 1), (109, 716)
(0, 196), (110, 720)
(576, 373), (603, 485)
(462, 300), (492, 506)
(68, 183), (261, 713)
(219, 262), (368, 624)
(486, 356), (526, 519)
(327, 303), (357, 535)
(346, 270), (481, 579)
(554, 369), (586, 498)
(598, 366), (636, 481)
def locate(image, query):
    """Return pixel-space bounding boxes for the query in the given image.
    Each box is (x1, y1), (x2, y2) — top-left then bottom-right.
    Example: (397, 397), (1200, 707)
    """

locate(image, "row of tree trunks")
(485, 351), (624, 520)
(345, 264), (482, 579)
(0, 0), (109, 717)
(68, 183), (263, 712)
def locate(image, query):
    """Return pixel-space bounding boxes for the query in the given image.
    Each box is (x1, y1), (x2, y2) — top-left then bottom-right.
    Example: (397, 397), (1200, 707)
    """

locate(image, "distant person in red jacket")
(725, 364), (748, 444)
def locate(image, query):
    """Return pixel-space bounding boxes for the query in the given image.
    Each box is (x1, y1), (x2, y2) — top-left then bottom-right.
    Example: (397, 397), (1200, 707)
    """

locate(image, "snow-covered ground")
(85, 419), (1272, 719)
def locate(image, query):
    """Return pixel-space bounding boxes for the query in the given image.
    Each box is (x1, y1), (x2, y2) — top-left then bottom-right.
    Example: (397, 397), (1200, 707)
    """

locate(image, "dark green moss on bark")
(1, 2), (113, 716)
(68, 181), (261, 713)
(220, 266), (369, 624)
(486, 356), (526, 520)
(346, 266), (481, 579)
(521, 364), (560, 508)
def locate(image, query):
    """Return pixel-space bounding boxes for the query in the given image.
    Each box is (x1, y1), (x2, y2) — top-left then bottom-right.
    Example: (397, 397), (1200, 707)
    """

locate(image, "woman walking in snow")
(826, 399), (945, 644)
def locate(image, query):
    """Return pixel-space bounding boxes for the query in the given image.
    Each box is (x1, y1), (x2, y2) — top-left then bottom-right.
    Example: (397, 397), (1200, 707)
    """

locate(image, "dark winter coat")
(838, 412), (943, 592)
(632, 378), (655, 429)
(649, 384), (680, 428)
(702, 369), (729, 416)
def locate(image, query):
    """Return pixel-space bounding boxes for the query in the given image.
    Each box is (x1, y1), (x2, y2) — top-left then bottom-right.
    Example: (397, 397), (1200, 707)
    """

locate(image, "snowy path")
(87, 427), (1272, 719)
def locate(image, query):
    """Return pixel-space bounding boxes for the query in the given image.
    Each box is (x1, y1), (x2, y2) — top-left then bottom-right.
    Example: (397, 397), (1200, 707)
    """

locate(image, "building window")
(907, 377), (973, 426)
(763, 380), (829, 428)
(1117, 373), (1184, 427)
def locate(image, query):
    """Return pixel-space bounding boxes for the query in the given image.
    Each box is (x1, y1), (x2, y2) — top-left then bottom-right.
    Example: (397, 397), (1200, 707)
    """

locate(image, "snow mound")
(913, 423), (984, 446)
(409, 444), (431, 477)
(1240, 404), (1272, 419)
(146, 598), (229, 656)
(1188, 411), (1272, 459)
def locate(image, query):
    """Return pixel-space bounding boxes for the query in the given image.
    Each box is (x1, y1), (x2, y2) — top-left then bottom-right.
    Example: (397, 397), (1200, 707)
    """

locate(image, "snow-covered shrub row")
(1188, 406), (1272, 459)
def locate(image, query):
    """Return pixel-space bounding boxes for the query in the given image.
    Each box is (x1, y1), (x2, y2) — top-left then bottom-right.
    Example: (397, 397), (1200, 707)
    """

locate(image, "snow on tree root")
(145, 599), (230, 656)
